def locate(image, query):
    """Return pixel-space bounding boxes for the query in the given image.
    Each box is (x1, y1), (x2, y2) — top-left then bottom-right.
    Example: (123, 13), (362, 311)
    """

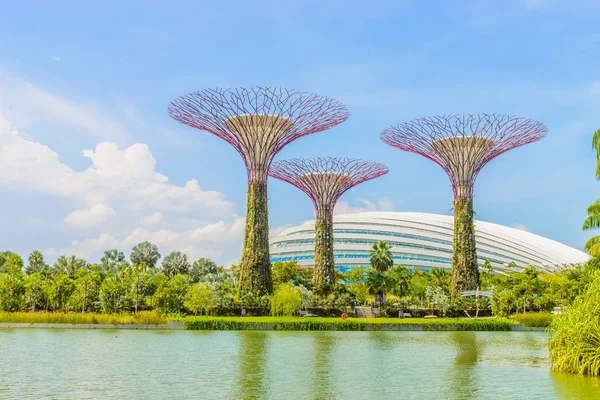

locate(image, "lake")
(0, 329), (598, 399)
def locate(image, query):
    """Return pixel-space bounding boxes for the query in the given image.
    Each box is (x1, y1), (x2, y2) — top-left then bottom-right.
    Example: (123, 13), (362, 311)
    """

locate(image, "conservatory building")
(269, 212), (589, 274)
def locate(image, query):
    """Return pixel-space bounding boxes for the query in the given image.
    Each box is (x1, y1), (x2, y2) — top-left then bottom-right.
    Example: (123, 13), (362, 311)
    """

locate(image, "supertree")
(381, 114), (546, 293)
(270, 157), (388, 285)
(168, 87), (349, 295)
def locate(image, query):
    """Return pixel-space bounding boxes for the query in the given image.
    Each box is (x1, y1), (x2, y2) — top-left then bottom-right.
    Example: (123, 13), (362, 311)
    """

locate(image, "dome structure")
(270, 212), (588, 274)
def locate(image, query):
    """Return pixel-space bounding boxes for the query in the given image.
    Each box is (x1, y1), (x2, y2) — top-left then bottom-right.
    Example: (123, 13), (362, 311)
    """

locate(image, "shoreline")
(0, 318), (547, 332)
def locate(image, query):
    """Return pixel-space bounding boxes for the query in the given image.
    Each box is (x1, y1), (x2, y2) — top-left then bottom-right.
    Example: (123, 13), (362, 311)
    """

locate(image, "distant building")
(270, 212), (589, 274)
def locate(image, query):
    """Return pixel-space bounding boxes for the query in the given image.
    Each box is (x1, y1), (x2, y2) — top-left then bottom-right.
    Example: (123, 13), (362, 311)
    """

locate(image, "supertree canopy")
(381, 114), (546, 293)
(270, 157), (388, 286)
(168, 87), (349, 296)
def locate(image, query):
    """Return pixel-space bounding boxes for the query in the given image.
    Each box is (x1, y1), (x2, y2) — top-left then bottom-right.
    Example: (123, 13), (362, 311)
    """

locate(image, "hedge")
(185, 316), (513, 331)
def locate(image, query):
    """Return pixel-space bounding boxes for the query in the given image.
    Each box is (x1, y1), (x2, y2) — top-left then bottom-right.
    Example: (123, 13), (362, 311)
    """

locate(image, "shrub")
(184, 282), (214, 316)
(185, 316), (513, 331)
(549, 270), (600, 376)
(511, 312), (552, 328)
(270, 284), (302, 316)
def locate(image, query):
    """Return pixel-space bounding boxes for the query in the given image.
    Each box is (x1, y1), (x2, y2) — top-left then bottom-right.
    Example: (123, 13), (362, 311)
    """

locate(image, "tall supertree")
(381, 114), (546, 293)
(168, 88), (349, 295)
(270, 157), (388, 285)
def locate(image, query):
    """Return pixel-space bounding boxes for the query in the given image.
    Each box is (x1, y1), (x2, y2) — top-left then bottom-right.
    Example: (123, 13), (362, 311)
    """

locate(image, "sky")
(1, 0), (599, 266)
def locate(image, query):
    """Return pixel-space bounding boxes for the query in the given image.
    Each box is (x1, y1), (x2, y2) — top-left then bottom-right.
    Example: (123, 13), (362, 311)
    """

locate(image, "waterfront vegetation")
(0, 310), (170, 325)
(185, 316), (513, 331)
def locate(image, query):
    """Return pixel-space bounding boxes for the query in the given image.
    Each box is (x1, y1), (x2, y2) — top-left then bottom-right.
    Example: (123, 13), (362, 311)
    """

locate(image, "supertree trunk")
(239, 181), (272, 295)
(450, 197), (480, 293)
(313, 207), (335, 286)
(269, 158), (389, 288)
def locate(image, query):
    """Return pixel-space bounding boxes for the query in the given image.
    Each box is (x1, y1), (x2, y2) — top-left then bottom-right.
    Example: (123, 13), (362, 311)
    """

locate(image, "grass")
(511, 312), (553, 328)
(0, 311), (169, 325)
(185, 316), (513, 331)
(549, 270), (600, 376)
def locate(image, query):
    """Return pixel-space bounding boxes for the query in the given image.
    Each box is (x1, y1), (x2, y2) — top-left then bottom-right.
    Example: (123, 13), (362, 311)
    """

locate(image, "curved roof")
(270, 212), (589, 274)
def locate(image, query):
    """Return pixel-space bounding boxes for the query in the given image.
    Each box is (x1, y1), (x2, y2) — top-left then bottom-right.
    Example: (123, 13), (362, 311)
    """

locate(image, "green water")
(0, 330), (598, 399)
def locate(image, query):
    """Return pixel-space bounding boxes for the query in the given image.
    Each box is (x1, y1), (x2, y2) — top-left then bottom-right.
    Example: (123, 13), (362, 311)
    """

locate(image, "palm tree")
(130, 241), (161, 270)
(584, 128), (600, 256)
(369, 241), (393, 272)
(429, 268), (450, 288)
(583, 200), (600, 256)
(161, 251), (190, 277)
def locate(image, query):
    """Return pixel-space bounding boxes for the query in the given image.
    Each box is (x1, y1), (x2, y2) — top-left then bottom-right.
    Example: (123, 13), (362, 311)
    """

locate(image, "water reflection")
(310, 332), (337, 399)
(551, 371), (600, 399)
(447, 332), (481, 399)
(235, 331), (269, 399)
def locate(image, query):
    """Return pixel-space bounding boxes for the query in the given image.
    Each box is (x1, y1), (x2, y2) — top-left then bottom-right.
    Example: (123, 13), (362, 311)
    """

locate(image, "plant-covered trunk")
(238, 181), (273, 296)
(450, 197), (480, 294)
(313, 208), (335, 286)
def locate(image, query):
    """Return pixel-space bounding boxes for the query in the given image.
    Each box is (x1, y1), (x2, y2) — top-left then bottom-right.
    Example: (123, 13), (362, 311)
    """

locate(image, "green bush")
(269, 284), (302, 316)
(185, 316), (513, 331)
(549, 270), (600, 376)
(511, 312), (553, 328)
(0, 311), (169, 325)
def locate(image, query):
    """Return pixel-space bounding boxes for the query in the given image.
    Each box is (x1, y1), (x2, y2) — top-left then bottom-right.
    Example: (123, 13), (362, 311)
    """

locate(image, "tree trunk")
(450, 197), (480, 294)
(238, 181), (272, 296)
(313, 209), (335, 286)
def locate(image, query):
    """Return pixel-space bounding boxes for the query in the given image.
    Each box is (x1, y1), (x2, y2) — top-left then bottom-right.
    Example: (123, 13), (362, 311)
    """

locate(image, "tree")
(188, 258), (218, 283)
(53, 255), (86, 278)
(480, 259), (494, 289)
(270, 283), (302, 316)
(130, 241), (161, 270)
(48, 274), (74, 312)
(429, 268), (450, 289)
(184, 282), (214, 316)
(0, 254), (25, 311)
(101, 249), (128, 273)
(124, 263), (149, 314)
(369, 241), (393, 272)
(387, 265), (411, 297)
(583, 200), (600, 256)
(152, 273), (189, 312)
(161, 251), (190, 277)
(26, 250), (48, 275)
(24, 272), (44, 311)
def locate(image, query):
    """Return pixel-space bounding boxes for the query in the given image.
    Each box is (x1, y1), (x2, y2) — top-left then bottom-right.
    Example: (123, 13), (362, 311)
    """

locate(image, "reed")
(549, 270), (600, 376)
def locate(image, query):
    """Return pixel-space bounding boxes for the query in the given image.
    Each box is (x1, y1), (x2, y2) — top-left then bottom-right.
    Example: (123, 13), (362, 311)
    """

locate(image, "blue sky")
(0, 0), (599, 265)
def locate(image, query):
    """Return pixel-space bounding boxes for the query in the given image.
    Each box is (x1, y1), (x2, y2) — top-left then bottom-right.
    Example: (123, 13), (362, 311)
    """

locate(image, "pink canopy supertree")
(381, 114), (546, 293)
(168, 87), (349, 295)
(270, 157), (388, 285)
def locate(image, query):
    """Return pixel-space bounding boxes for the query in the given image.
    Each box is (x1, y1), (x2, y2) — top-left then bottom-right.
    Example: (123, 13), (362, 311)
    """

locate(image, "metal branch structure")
(270, 157), (388, 286)
(168, 87), (349, 296)
(381, 114), (546, 293)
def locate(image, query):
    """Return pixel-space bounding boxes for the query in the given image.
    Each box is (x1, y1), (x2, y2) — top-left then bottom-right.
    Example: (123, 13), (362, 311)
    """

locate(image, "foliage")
(511, 312), (553, 328)
(270, 283), (302, 316)
(272, 261), (311, 287)
(369, 241), (393, 272)
(450, 197), (479, 293)
(549, 270), (600, 376)
(238, 181), (272, 296)
(130, 241), (161, 270)
(0, 311), (169, 325)
(184, 283), (215, 316)
(161, 251), (191, 277)
(26, 251), (48, 275)
(313, 215), (335, 285)
(189, 258), (218, 283)
(186, 316), (513, 331)
(425, 286), (450, 316)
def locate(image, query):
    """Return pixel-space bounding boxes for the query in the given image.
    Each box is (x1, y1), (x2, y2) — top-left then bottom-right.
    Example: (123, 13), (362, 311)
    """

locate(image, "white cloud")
(0, 114), (233, 215)
(511, 223), (529, 232)
(0, 82), (127, 142)
(65, 204), (116, 227)
(52, 56), (61, 62)
(46, 218), (246, 264)
(141, 212), (163, 225)
(335, 196), (396, 215)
